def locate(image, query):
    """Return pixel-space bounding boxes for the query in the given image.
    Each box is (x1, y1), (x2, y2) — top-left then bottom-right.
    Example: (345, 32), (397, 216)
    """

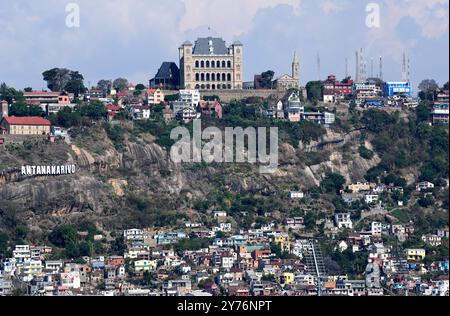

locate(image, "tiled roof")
(24, 91), (60, 97)
(2, 116), (51, 126)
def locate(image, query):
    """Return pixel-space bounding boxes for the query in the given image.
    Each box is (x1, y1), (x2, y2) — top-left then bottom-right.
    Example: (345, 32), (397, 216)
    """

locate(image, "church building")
(274, 52), (300, 91)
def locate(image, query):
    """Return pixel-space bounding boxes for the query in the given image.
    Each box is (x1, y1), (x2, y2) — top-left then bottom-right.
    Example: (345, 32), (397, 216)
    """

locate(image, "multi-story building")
(406, 249), (426, 261)
(0, 116), (51, 135)
(432, 103), (449, 124)
(354, 83), (382, 100)
(179, 37), (243, 90)
(146, 89), (165, 105)
(383, 82), (412, 97)
(334, 213), (353, 229)
(285, 91), (304, 122)
(323, 75), (354, 102)
(179, 90), (201, 108)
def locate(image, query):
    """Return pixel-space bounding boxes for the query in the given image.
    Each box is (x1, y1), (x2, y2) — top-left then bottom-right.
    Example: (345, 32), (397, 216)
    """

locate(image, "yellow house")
(280, 272), (295, 285)
(406, 249), (426, 261)
(134, 260), (157, 272)
(274, 235), (291, 253)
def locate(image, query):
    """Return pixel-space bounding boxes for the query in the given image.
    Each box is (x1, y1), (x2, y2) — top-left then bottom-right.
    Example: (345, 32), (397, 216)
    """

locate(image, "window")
(206, 61), (210, 68)
(211, 73), (216, 81)
(195, 73), (200, 81)
(227, 74), (232, 82)
(217, 73), (221, 82)
(195, 61), (199, 68)
(211, 61), (215, 68)
(201, 61), (205, 68)
(201, 84), (205, 90)
(201, 73), (205, 81)
(212, 84), (216, 90)
(217, 60), (221, 68)
(222, 61), (226, 68)
(227, 61), (231, 68)
(206, 73), (210, 81)
(222, 73), (226, 81)
(206, 84), (210, 90)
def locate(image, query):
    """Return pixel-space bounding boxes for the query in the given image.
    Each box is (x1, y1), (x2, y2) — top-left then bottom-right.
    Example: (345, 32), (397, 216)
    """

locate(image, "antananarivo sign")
(21, 164), (76, 177)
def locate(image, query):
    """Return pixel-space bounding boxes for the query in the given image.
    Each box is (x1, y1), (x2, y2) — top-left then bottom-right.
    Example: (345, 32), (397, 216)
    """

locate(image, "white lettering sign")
(21, 165), (77, 177)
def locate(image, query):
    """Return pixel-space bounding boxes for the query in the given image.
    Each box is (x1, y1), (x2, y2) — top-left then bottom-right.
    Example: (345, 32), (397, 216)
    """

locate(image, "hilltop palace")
(178, 37), (300, 92)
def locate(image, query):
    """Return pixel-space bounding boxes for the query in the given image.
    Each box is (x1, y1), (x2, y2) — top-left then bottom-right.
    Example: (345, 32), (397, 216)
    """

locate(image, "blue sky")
(0, 0), (448, 90)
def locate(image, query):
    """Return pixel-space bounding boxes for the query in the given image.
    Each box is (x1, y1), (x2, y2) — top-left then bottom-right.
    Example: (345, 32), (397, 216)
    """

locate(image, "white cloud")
(179, 0), (302, 40)
(320, 0), (349, 14)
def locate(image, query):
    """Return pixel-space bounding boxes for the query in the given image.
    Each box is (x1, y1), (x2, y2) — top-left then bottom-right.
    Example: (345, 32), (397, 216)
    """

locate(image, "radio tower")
(379, 56), (383, 80)
(358, 48), (367, 83)
(402, 52), (407, 82)
(317, 53), (321, 80)
(407, 55), (411, 83)
(355, 50), (360, 83)
(345, 58), (349, 78)
(371, 57), (374, 78)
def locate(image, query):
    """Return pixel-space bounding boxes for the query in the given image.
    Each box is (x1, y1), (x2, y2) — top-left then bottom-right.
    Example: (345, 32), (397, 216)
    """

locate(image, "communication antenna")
(345, 58), (349, 78)
(407, 55), (411, 83)
(371, 57), (374, 78)
(317, 52), (321, 80)
(379, 56), (383, 80)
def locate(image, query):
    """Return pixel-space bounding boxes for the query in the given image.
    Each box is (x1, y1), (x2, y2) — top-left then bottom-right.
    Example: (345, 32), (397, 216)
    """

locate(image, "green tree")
(113, 78), (129, 92)
(305, 81), (324, 103)
(321, 172), (346, 194)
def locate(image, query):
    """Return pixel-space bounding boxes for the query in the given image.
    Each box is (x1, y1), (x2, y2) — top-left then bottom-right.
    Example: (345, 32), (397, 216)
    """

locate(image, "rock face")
(0, 125), (380, 231)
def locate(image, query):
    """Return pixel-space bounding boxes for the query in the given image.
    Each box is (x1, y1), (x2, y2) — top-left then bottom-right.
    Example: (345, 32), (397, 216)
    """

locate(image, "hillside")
(0, 102), (448, 246)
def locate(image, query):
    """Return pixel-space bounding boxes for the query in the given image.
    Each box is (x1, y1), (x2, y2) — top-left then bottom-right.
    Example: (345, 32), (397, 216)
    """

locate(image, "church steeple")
(292, 51), (299, 81)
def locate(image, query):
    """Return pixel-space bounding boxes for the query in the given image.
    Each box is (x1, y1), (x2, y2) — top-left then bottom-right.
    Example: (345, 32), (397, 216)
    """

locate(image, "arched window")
(206, 61), (210, 68)
(211, 61), (215, 68)
(195, 61), (199, 68)
(222, 73), (226, 81)
(217, 60), (221, 68)
(227, 61), (231, 68)
(211, 73), (216, 81)
(206, 84), (210, 90)
(206, 73), (210, 81)
(201, 84), (205, 90)
(227, 74), (232, 82)
(222, 61), (226, 68)
(201, 60), (205, 68)
(195, 84), (200, 89)
(222, 84), (227, 89)
(195, 73), (200, 81)
(201, 73), (205, 81)
(228, 84), (232, 89)
(212, 84), (216, 90)
(217, 73), (221, 82)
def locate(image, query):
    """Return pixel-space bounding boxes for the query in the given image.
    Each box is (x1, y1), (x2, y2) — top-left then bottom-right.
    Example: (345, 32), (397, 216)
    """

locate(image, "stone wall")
(163, 89), (289, 103)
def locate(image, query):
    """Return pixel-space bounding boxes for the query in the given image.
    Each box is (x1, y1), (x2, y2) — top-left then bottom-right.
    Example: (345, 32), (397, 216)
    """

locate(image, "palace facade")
(179, 37), (243, 90)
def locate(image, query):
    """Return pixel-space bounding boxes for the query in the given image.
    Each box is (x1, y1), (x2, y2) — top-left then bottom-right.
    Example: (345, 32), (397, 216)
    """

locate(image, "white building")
(290, 192), (304, 199)
(365, 195), (380, 205)
(416, 182), (435, 192)
(179, 90), (201, 108)
(334, 213), (353, 229)
(123, 229), (145, 242)
(370, 222), (383, 237)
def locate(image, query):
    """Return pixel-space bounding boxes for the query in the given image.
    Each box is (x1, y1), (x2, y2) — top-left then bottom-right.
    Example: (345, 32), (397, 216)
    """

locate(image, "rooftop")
(1, 116), (51, 126)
